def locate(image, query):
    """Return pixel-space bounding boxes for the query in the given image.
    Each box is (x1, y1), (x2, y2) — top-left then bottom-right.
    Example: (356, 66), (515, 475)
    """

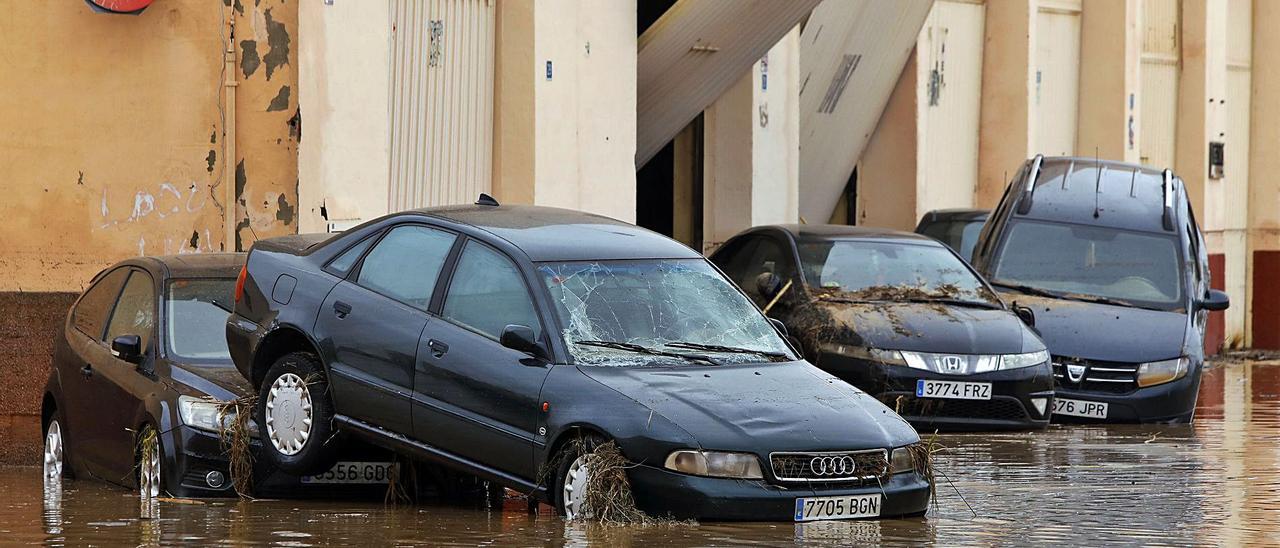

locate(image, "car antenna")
(475, 193), (500, 206)
(1093, 147), (1102, 219)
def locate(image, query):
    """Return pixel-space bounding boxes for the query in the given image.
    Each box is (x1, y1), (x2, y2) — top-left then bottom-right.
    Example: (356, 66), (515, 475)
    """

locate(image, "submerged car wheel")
(256, 352), (337, 476)
(553, 435), (604, 520)
(137, 425), (161, 500)
(43, 418), (65, 484)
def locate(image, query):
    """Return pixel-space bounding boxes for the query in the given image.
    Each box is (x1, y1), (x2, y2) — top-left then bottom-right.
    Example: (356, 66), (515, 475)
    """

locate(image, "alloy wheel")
(265, 372), (314, 456)
(562, 454), (592, 520)
(139, 431), (160, 499)
(43, 420), (63, 482)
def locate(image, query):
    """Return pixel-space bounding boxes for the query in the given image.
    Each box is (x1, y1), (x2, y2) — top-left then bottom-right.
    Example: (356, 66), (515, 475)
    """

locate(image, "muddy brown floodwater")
(4, 358), (1280, 546)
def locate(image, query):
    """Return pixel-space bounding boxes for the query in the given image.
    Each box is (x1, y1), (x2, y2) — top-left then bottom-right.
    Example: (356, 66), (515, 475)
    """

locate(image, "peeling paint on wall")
(264, 8), (291, 80)
(240, 39), (261, 78)
(268, 85), (290, 111)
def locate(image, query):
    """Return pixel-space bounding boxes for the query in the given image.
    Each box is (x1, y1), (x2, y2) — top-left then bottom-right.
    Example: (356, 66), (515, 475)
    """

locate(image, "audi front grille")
(769, 449), (889, 483)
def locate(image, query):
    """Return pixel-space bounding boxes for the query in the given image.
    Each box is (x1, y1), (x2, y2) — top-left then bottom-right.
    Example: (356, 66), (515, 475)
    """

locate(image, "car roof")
(135, 253), (245, 280)
(1015, 156), (1179, 233)
(768, 224), (944, 246)
(410, 204), (703, 262)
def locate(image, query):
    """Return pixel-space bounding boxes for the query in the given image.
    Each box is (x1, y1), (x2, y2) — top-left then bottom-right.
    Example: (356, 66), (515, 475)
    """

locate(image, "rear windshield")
(797, 241), (998, 305)
(992, 220), (1184, 309)
(918, 219), (984, 261)
(165, 278), (235, 362)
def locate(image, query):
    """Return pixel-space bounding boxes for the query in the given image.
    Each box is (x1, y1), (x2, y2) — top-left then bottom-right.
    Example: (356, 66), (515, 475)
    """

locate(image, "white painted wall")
(298, 0), (392, 232)
(1035, 2), (1082, 157)
(916, 0), (985, 217)
(1139, 0), (1180, 169)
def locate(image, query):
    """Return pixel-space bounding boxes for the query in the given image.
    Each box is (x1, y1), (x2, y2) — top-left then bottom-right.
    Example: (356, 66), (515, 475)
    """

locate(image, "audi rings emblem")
(809, 455), (856, 476)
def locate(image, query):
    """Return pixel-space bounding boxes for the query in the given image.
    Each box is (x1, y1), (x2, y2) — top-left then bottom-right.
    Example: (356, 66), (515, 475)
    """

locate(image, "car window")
(442, 241), (541, 340)
(73, 268), (130, 339)
(740, 238), (796, 302)
(327, 233), (378, 277)
(919, 220), (984, 261)
(105, 271), (155, 351)
(356, 225), (456, 308)
(166, 279), (235, 361)
(710, 237), (760, 291)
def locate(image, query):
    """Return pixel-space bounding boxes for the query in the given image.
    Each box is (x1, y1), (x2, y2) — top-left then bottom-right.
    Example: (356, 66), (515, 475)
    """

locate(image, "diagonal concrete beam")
(798, 0), (933, 223)
(636, 0), (822, 166)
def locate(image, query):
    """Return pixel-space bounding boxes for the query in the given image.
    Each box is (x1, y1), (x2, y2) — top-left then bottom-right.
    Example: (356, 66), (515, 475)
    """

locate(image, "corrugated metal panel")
(916, 0), (984, 214)
(1139, 0), (1179, 168)
(1035, 8), (1081, 156)
(389, 0), (495, 210)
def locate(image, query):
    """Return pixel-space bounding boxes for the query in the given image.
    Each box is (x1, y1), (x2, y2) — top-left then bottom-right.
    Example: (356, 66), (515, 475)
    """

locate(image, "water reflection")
(10, 359), (1279, 546)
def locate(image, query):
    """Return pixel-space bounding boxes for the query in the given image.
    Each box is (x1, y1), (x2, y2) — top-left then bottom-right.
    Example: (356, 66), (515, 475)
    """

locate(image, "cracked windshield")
(537, 259), (794, 365)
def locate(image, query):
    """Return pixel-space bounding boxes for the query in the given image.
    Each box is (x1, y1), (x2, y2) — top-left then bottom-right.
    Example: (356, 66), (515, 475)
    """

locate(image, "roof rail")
(1161, 169), (1175, 231)
(1014, 154), (1044, 215)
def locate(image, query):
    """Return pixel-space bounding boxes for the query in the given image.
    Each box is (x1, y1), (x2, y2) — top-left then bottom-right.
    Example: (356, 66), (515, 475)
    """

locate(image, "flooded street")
(4, 357), (1279, 546)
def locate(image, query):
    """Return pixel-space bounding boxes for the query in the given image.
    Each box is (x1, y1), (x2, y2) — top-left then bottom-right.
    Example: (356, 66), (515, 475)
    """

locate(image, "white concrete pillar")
(1076, 0), (1141, 163)
(702, 28), (800, 251)
(1175, 0), (1227, 219)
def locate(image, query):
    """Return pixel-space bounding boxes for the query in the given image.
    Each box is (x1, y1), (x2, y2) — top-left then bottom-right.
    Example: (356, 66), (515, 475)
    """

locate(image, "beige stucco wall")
(0, 1), (297, 292)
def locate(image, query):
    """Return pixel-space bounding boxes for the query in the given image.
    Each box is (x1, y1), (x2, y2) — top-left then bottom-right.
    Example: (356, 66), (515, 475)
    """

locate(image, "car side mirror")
(500, 324), (548, 361)
(111, 334), (144, 364)
(1012, 305), (1036, 327)
(1197, 289), (1230, 312)
(755, 272), (782, 299)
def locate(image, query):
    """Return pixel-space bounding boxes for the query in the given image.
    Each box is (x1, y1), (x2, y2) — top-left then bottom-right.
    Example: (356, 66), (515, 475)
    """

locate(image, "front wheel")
(137, 425), (161, 500)
(553, 435), (604, 520)
(43, 414), (68, 485)
(256, 352), (337, 476)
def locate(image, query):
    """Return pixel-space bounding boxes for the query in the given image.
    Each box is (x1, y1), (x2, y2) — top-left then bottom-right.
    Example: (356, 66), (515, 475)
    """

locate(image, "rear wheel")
(43, 415), (67, 485)
(256, 352), (337, 476)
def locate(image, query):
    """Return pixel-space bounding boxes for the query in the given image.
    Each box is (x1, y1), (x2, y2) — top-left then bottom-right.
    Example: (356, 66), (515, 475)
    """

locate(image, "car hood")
(168, 362), (253, 401)
(579, 362), (918, 453)
(814, 301), (1034, 354)
(998, 292), (1187, 363)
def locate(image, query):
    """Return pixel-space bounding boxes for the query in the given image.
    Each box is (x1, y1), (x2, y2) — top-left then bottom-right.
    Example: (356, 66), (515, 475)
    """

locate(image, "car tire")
(256, 352), (338, 476)
(552, 434), (605, 520)
(43, 409), (71, 483)
(137, 424), (162, 500)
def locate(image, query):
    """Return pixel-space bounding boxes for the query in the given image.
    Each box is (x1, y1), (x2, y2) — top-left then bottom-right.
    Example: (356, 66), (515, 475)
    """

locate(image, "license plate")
(1052, 397), (1109, 419)
(301, 461), (396, 484)
(915, 379), (991, 400)
(794, 494), (881, 522)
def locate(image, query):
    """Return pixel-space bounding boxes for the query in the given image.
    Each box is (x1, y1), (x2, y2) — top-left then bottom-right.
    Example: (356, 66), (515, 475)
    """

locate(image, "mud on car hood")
(579, 361), (918, 454)
(814, 301), (1033, 354)
(999, 293), (1187, 363)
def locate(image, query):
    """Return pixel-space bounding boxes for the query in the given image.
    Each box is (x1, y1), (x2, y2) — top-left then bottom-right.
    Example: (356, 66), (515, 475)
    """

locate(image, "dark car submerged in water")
(970, 156), (1229, 423)
(710, 225), (1054, 431)
(225, 198), (932, 521)
(42, 254), (392, 500)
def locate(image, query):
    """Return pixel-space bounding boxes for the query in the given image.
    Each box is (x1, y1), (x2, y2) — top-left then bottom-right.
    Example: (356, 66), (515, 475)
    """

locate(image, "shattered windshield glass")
(797, 240), (998, 305)
(537, 259), (795, 366)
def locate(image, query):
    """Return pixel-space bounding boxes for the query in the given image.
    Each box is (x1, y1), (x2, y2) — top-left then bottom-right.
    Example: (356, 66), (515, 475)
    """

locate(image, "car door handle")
(80, 364), (93, 378)
(428, 339), (449, 358)
(333, 300), (352, 318)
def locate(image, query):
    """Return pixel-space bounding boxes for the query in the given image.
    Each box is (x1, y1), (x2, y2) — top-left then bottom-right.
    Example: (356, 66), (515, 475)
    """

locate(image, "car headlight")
(1136, 357), (1189, 387)
(999, 350), (1049, 370)
(889, 446), (915, 474)
(178, 395), (258, 437)
(819, 344), (909, 367)
(664, 450), (763, 479)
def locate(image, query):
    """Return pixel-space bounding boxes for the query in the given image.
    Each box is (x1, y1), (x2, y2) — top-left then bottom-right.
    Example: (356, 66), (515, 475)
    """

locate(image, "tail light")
(234, 265), (248, 303)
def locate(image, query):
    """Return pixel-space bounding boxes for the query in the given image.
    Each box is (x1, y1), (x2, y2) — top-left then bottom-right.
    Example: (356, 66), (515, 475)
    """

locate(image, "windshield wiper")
(990, 281), (1064, 300)
(899, 297), (1002, 310)
(574, 340), (720, 365)
(665, 342), (790, 361)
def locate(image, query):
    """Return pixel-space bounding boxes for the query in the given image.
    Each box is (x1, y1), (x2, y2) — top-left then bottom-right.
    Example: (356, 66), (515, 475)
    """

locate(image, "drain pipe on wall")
(223, 6), (238, 251)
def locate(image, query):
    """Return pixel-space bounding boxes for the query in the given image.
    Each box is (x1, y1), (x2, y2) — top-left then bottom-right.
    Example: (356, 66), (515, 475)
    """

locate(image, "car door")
(92, 269), (159, 483)
(314, 224), (458, 435)
(59, 267), (129, 476)
(414, 239), (551, 480)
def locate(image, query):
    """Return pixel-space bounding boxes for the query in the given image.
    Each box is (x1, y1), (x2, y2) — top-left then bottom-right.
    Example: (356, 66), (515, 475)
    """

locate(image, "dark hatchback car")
(709, 225), (1054, 431)
(970, 155), (1230, 423)
(915, 209), (989, 261)
(226, 199), (932, 522)
(42, 253), (390, 499)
